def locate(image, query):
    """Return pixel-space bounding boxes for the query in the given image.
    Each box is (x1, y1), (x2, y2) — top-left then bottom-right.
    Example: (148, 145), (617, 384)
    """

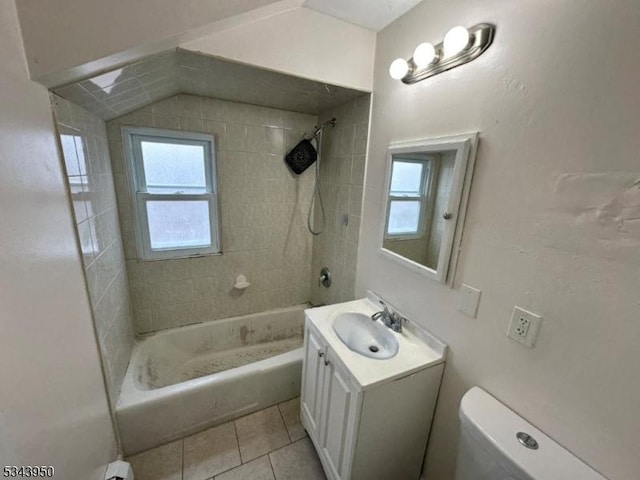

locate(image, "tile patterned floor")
(127, 397), (326, 480)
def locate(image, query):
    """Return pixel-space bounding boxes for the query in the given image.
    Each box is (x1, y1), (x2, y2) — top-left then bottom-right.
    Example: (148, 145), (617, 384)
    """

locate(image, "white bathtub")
(116, 305), (305, 455)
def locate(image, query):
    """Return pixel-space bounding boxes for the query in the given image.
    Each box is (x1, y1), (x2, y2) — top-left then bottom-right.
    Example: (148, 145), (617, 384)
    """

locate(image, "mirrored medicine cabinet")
(379, 133), (478, 284)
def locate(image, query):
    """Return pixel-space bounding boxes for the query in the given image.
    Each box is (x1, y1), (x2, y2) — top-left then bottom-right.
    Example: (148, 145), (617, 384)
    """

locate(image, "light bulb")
(443, 26), (471, 58)
(389, 58), (409, 80)
(413, 42), (437, 68)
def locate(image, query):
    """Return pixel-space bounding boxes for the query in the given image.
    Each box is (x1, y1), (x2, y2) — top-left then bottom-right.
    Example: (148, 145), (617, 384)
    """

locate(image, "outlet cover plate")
(457, 283), (481, 318)
(507, 306), (542, 348)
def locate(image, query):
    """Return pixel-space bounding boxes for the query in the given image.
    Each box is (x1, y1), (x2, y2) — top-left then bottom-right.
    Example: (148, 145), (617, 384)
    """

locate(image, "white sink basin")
(332, 312), (399, 359)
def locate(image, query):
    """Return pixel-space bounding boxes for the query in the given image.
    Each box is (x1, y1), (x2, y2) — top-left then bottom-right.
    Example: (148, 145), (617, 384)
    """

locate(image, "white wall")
(182, 7), (376, 91)
(359, 1), (640, 479)
(15, 0), (285, 86)
(0, 1), (117, 478)
(16, 0), (375, 92)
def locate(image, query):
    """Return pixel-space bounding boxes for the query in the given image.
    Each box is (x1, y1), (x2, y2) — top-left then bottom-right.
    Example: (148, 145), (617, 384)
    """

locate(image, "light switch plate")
(507, 306), (543, 348)
(457, 283), (481, 318)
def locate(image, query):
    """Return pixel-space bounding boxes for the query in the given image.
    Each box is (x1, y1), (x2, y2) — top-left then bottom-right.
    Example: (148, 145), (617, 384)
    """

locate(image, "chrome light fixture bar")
(392, 24), (495, 85)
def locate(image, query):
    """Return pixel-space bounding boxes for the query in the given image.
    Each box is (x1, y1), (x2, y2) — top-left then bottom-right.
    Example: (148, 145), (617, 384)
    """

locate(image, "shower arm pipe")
(311, 117), (337, 139)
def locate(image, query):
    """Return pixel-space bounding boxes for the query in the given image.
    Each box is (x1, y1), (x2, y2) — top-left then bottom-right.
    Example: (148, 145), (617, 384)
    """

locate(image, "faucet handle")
(389, 312), (407, 333)
(372, 301), (389, 322)
(392, 311), (408, 323)
(379, 300), (390, 313)
(390, 311), (408, 330)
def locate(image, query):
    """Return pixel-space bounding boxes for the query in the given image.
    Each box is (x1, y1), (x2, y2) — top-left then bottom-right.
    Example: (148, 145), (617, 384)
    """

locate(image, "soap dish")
(234, 274), (250, 290)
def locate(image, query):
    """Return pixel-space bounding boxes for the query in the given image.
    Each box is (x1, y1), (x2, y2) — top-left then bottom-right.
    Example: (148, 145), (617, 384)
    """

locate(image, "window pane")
(60, 134), (88, 176)
(74, 135), (88, 175)
(388, 201), (421, 235)
(390, 161), (423, 196)
(60, 134), (80, 176)
(147, 200), (211, 250)
(140, 140), (207, 194)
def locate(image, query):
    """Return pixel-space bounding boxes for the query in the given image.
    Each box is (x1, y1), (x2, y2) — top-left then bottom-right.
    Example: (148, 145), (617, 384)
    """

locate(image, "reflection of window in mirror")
(385, 155), (436, 239)
(383, 152), (456, 271)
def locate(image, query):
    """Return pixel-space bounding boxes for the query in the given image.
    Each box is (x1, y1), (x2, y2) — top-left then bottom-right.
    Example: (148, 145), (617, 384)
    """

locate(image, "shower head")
(312, 117), (337, 138)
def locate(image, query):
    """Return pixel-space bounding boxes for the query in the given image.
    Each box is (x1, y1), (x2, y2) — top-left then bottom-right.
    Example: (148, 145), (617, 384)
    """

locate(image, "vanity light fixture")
(389, 58), (410, 80)
(389, 23), (495, 84)
(413, 42), (437, 67)
(443, 25), (472, 58)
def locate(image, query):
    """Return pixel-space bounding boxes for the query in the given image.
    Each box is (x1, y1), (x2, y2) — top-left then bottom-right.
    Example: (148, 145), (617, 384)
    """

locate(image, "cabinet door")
(320, 350), (358, 479)
(301, 326), (325, 440)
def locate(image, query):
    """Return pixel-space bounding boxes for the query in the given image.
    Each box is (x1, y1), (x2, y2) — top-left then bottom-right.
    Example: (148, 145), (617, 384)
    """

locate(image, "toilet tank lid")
(459, 387), (607, 480)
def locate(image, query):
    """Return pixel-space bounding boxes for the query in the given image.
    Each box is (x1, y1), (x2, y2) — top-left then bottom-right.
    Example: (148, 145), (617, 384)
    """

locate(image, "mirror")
(380, 133), (478, 284)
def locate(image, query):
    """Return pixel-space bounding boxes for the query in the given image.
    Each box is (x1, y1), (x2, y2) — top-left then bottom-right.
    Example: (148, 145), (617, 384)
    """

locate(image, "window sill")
(134, 251), (223, 262)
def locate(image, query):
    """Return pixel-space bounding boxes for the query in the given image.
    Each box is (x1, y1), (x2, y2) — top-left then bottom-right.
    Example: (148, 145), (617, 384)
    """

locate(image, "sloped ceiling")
(51, 50), (366, 120)
(303, 0), (423, 31)
(17, 0), (295, 85)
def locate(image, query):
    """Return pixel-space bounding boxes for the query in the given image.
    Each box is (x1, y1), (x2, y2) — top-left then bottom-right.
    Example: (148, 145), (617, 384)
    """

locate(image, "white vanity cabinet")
(301, 305), (446, 480)
(302, 326), (359, 478)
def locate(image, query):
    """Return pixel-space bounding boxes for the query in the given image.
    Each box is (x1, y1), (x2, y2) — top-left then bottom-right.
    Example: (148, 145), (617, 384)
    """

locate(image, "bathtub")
(116, 305), (305, 455)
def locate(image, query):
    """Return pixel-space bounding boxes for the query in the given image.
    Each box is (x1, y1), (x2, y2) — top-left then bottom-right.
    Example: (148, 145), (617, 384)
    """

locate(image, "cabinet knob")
(324, 359), (330, 366)
(318, 350), (324, 358)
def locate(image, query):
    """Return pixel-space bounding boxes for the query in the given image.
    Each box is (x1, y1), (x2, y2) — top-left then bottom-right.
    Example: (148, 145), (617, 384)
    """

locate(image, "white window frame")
(384, 155), (438, 240)
(122, 126), (221, 261)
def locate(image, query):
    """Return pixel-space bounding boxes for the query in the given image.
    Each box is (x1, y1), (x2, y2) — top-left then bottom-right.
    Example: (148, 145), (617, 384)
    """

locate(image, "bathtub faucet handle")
(319, 267), (331, 288)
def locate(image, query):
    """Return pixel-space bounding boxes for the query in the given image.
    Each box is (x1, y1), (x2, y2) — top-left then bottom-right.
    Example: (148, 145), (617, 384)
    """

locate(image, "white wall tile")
(107, 94), (317, 332)
(310, 95), (370, 305)
(52, 95), (135, 409)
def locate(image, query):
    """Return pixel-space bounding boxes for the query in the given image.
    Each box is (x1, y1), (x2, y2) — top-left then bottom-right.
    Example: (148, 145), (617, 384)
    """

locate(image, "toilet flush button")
(516, 432), (539, 450)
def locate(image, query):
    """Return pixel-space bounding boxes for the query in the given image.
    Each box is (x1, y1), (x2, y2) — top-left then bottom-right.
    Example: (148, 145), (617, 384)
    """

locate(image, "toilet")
(455, 387), (607, 480)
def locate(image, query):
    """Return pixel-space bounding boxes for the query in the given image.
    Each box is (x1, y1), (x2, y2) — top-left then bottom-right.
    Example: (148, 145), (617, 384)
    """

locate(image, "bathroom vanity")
(301, 293), (447, 480)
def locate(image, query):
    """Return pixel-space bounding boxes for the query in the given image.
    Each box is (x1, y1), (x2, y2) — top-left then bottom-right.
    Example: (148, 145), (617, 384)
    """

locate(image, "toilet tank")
(455, 387), (607, 480)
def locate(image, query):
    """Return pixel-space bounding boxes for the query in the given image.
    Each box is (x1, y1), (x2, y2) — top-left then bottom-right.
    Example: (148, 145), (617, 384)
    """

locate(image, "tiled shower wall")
(52, 95), (135, 408)
(107, 94), (317, 333)
(310, 95), (370, 305)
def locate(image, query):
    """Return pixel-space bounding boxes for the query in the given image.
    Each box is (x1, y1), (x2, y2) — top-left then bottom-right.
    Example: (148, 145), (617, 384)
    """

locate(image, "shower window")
(122, 127), (221, 260)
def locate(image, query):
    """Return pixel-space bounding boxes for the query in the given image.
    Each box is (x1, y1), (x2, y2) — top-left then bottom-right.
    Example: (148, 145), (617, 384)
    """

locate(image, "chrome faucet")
(371, 301), (407, 333)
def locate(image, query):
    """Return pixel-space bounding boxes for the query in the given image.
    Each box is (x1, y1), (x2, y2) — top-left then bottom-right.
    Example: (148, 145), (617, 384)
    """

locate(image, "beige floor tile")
(269, 437), (326, 480)
(127, 440), (183, 480)
(183, 421), (241, 480)
(215, 455), (275, 480)
(235, 406), (290, 462)
(278, 397), (307, 442)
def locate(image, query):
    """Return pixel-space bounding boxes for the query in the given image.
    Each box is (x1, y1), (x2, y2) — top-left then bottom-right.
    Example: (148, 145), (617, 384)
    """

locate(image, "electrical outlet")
(507, 306), (542, 348)
(515, 316), (530, 337)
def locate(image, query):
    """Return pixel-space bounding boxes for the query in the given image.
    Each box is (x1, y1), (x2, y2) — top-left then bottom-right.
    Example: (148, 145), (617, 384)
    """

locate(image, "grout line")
(232, 417), (244, 464)
(275, 403), (291, 445)
(267, 436), (312, 468)
(181, 438), (185, 480)
(267, 451), (277, 480)
(213, 455), (273, 480)
(276, 402), (293, 443)
(91, 259), (126, 307)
